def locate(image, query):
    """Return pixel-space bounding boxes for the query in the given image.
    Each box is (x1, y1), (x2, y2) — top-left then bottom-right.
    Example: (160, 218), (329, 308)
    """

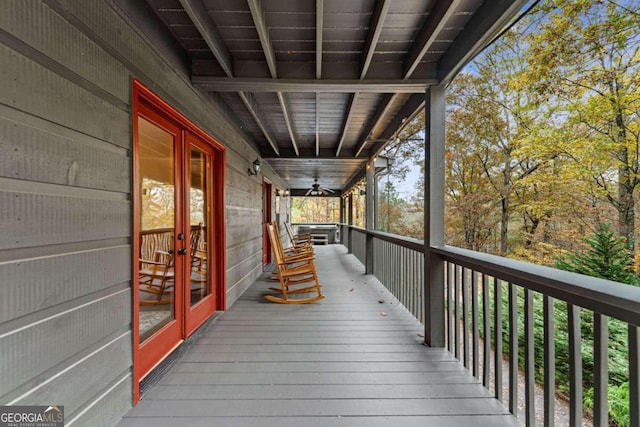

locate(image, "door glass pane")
(138, 117), (176, 342)
(189, 146), (210, 306)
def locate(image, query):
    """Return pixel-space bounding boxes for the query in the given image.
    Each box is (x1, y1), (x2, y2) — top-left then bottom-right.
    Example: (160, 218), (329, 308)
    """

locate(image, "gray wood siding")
(0, 1), (278, 425)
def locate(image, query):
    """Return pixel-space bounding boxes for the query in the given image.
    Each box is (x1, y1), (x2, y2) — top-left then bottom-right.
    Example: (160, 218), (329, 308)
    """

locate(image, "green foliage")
(291, 197), (340, 224)
(585, 383), (631, 427)
(477, 279), (630, 426)
(555, 222), (639, 286)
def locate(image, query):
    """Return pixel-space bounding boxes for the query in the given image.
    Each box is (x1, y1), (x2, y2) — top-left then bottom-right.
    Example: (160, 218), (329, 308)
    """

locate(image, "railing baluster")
(524, 289), (535, 426)
(568, 304), (583, 427)
(462, 267), (469, 368)
(630, 324), (639, 427)
(593, 313), (608, 427)
(402, 247), (407, 307)
(508, 283), (518, 415)
(472, 270), (479, 379)
(495, 278), (503, 402)
(543, 296), (555, 427)
(447, 262), (453, 353)
(455, 264), (460, 360)
(483, 273), (491, 388)
(419, 251), (423, 323)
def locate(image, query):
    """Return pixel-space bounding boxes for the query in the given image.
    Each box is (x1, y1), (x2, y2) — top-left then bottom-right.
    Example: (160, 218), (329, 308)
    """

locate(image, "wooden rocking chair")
(139, 250), (175, 305)
(284, 222), (312, 246)
(265, 222), (324, 304)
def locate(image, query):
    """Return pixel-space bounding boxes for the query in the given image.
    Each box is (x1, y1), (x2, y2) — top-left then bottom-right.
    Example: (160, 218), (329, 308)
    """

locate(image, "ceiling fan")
(305, 178), (335, 196)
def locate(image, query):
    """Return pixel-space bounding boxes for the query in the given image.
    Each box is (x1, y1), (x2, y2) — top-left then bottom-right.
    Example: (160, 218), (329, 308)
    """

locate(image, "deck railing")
(340, 224), (640, 427)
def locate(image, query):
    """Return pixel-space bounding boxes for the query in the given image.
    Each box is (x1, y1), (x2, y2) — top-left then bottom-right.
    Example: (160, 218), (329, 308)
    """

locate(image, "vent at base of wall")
(139, 312), (222, 399)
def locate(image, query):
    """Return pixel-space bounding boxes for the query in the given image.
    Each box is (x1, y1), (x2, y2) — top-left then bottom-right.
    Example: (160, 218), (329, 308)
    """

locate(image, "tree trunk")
(500, 157), (511, 255)
(617, 152), (635, 250)
(500, 196), (509, 255)
(615, 103), (634, 250)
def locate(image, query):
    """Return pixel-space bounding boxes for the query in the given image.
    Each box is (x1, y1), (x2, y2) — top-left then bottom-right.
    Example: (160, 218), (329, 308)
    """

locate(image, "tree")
(445, 77), (500, 251)
(377, 180), (406, 233)
(444, 20), (570, 256)
(555, 222), (639, 285)
(526, 0), (640, 249)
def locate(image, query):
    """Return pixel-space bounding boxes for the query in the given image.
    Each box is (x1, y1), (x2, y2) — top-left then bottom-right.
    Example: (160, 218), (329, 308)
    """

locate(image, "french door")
(132, 80), (225, 400)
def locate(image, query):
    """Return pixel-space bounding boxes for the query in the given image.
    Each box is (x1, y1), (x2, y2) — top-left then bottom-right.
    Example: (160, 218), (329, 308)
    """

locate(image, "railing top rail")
(347, 225), (366, 233)
(368, 229), (424, 252)
(341, 224), (423, 251)
(339, 224), (640, 325)
(433, 245), (640, 326)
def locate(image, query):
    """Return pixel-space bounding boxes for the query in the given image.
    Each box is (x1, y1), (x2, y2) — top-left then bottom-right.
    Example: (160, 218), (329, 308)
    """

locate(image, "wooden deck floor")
(118, 245), (516, 427)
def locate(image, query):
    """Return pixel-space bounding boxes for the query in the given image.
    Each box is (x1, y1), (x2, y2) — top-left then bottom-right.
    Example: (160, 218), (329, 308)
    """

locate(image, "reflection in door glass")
(137, 117), (176, 342)
(189, 146), (210, 307)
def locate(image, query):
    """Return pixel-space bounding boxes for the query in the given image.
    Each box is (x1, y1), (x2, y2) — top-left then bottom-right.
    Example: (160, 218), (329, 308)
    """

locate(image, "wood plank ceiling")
(141, 0), (526, 193)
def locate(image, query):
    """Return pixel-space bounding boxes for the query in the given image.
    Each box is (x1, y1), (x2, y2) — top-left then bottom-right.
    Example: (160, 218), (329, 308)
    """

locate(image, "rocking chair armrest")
(140, 250), (173, 266)
(278, 255), (314, 266)
(282, 250), (314, 260)
(140, 258), (164, 266)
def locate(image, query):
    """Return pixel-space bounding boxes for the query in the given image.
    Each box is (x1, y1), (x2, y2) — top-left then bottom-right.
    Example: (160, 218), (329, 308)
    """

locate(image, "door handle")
(177, 248), (188, 256)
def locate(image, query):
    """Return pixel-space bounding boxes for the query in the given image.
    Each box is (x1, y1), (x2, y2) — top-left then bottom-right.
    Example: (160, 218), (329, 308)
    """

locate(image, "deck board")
(118, 245), (516, 426)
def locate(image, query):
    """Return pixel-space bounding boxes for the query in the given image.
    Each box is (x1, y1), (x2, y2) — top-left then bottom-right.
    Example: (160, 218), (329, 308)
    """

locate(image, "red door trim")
(132, 79), (226, 404)
(262, 179), (273, 265)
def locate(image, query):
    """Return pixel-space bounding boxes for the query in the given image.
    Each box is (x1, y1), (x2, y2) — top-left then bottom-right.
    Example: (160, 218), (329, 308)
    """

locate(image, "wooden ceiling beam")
(361, 0), (392, 80)
(316, 0), (323, 80)
(239, 92), (281, 156)
(247, 0), (299, 156)
(403, 0), (463, 79)
(316, 0), (324, 156)
(351, 0), (458, 163)
(178, 0), (233, 78)
(334, 93), (359, 157)
(437, 0), (529, 85)
(353, 93), (397, 157)
(335, 0), (391, 158)
(192, 77), (433, 93)
(179, 0), (280, 155)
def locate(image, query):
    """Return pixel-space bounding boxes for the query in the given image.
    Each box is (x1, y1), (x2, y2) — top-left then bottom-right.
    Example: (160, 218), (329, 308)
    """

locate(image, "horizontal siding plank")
(11, 333), (131, 416)
(47, 0), (252, 154)
(225, 267), (260, 307)
(225, 189), (261, 211)
(0, 0), (130, 104)
(225, 208), (261, 229)
(225, 238), (262, 267)
(0, 246), (130, 323)
(225, 224), (261, 249)
(226, 252), (262, 287)
(68, 373), (132, 427)
(0, 192), (130, 249)
(0, 289), (130, 397)
(0, 44), (129, 148)
(0, 116), (130, 192)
